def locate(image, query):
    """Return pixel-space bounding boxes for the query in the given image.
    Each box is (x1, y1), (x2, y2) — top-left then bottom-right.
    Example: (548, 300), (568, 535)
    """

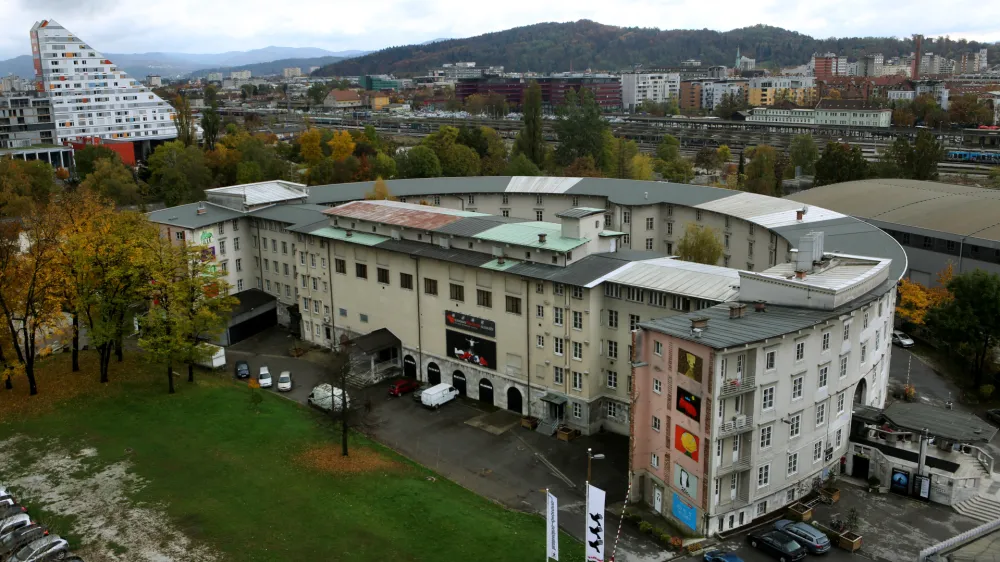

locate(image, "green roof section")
(309, 227), (388, 247)
(480, 258), (522, 271)
(599, 230), (626, 237)
(474, 222), (588, 252)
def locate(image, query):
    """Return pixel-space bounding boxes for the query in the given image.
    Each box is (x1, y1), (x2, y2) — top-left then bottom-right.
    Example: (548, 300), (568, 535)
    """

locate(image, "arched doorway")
(403, 355), (417, 378)
(479, 378), (494, 405)
(453, 371), (467, 396)
(507, 387), (523, 414)
(427, 362), (441, 385)
(854, 377), (868, 405)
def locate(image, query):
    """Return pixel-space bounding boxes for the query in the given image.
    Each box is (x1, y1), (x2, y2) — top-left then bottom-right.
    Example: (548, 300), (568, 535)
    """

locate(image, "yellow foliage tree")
(328, 130), (356, 162)
(298, 128), (323, 165)
(676, 223), (724, 265)
(895, 265), (953, 325)
(365, 177), (397, 201)
(630, 154), (654, 181)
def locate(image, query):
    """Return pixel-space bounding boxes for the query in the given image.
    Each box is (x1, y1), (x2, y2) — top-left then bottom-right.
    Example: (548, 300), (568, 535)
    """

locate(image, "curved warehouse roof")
(787, 179), (1000, 244)
(305, 176), (907, 281)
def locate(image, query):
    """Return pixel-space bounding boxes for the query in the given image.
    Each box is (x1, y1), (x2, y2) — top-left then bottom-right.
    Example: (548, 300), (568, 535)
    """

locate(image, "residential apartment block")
(748, 77), (816, 107)
(621, 72), (680, 112)
(29, 19), (177, 143)
(814, 99), (892, 127)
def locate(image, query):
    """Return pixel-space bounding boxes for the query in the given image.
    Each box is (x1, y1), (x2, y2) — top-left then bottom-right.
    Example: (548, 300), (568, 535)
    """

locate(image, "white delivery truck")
(195, 343), (226, 369)
(420, 383), (459, 409)
(308, 384), (351, 412)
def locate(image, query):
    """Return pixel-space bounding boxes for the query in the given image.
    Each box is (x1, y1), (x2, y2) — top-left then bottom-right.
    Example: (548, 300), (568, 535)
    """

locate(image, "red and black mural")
(676, 387), (702, 422)
(446, 329), (497, 370)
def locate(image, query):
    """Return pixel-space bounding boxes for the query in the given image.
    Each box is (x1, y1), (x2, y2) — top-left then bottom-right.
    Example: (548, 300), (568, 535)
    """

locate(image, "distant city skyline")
(3, 0), (999, 61)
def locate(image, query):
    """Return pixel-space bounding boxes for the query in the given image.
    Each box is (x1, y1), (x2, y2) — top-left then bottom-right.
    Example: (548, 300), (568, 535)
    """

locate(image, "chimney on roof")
(196, 202), (206, 215)
(796, 205), (809, 221)
(754, 300), (767, 313)
(538, 233), (547, 244)
(691, 317), (709, 330)
(498, 256), (505, 265)
(795, 270), (807, 280)
(345, 230), (353, 237)
(729, 303), (747, 319)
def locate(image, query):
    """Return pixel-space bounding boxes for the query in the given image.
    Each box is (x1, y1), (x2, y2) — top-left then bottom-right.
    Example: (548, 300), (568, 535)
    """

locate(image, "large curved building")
(149, 176), (905, 537)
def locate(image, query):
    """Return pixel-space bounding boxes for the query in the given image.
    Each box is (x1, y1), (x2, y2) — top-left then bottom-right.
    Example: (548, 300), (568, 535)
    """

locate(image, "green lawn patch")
(0, 351), (583, 561)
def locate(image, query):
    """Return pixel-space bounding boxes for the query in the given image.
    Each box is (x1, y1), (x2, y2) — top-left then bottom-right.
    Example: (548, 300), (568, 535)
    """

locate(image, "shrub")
(980, 384), (995, 399)
(658, 531), (673, 547)
(670, 536), (684, 549)
(903, 384), (917, 402)
(868, 476), (881, 487)
(638, 521), (653, 535)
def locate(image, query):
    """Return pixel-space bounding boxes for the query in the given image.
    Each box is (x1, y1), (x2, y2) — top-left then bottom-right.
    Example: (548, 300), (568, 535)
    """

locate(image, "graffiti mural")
(676, 387), (702, 422)
(674, 425), (699, 461)
(677, 348), (703, 382)
(445, 329), (497, 371)
(673, 463), (699, 500)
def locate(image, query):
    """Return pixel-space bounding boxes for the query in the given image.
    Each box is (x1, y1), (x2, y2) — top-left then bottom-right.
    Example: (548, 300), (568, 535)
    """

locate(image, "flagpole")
(546, 487), (549, 562)
(584, 480), (589, 562)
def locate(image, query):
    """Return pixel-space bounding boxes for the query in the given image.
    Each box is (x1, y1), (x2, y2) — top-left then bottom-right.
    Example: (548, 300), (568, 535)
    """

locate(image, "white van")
(420, 383), (459, 409)
(195, 343), (226, 369)
(308, 384), (350, 412)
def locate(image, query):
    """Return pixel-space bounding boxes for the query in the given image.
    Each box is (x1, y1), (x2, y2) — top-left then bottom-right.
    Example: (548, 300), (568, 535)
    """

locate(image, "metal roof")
(309, 227), (388, 247)
(603, 258), (741, 302)
(230, 288), (277, 317)
(433, 216), (530, 237)
(696, 191), (846, 229)
(147, 202), (244, 230)
(881, 402), (998, 443)
(757, 255), (892, 291)
(205, 181), (307, 207)
(773, 217), (908, 282)
(324, 200), (473, 230)
(373, 238), (495, 268)
(249, 204), (329, 227)
(555, 207), (606, 219)
(640, 283), (888, 349)
(474, 222), (588, 252)
(306, 177), (513, 205)
(787, 179), (1000, 243)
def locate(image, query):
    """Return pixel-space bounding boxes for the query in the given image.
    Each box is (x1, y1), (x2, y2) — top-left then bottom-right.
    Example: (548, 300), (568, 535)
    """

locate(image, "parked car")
(0, 524), (48, 559)
(388, 378), (420, 397)
(0, 503), (28, 520)
(276, 372), (292, 392)
(892, 330), (915, 348)
(258, 367), (272, 389)
(307, 384), (350, 412)
(703, 549), (744, 562)
(746, 529), (807, 562)
(774, 520), (831, 554)
(234, 361), (250, 379)
(412, 389), (424, 403)
(420, 383), (459, 409)
(0, 496), (15, 508)
(7, 535), (69, 562)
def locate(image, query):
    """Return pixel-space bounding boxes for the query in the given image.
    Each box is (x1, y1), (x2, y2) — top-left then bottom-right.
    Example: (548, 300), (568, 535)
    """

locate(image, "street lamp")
(587, 447), (605, 483)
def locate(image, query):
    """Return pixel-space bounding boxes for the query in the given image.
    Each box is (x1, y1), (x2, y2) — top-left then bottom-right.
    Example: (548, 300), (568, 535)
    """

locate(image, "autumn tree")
(656, 135), (681, 163)
(504, 153), (541, 176)
(147, 141), (212, 205)
(926, 270), (1000, 388)
(464, 92), (508, 116)
(513, 81), (545, 167)
(298, 128), (324, 165)
(172, 95), (197, 147)
(744, 145), (778, 195)
(74, 145), (120, 180)
(365, 177), (397, 200)
(563, 156), (604, 178)
(814, 142), (871, 186)
(712, 92), (749, 119)
(307, 82), (330, 107)
(694, 147), (722, 171)
(631, 154), (655, 180)
(176, 244), (239, 384)
(371, 152), (397, 179)
(948, 94), (993, 127)
(789, 134), (819, 176)
(422, 126), (479, 177)
(0, 157), (56, 216)
(201, 106), (221, 151)
(895, 266), (952, 326)
(328, 130), (356, 162)
(80, 157), (140, 206)
(553, 88), (609, 168)
(605, 134), (640, 179)
(395, 146), (442, 179)
(654, 158), (695, 183)
(676, 224), (724, 265)
(324, 346), (378, 456)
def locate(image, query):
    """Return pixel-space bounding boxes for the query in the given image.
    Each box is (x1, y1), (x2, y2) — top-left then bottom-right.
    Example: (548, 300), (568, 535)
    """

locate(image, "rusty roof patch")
(323, 200), (466, 230)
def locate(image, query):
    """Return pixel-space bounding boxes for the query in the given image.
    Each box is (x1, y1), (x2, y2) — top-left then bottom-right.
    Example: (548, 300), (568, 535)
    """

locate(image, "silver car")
(8, 535), (69, 561)
(774, 520), (831, 554)
(892, 330), (914, 348)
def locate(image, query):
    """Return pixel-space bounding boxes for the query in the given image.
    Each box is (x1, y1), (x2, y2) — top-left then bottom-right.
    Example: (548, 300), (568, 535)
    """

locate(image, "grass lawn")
(0, 351), (584, 561)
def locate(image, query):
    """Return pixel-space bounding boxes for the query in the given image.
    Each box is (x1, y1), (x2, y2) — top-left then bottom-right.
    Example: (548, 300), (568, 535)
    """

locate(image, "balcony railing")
(719, 375), (756, 397)
(715, 455), (753, 478)
(718, 414), (755, 438)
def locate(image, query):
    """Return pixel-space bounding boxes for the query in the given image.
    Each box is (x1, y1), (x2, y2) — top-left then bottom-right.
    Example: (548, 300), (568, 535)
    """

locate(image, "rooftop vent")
(796, 205), (809, 221)
(691, 317), (709, 330)
(538, 233), (547, 244)
(196, 202), (206, 215)
(345, 230), (353, 237)
(497, 256), (505, 265)
(754, 300), (767, 313)
(729, 303), (747, 319)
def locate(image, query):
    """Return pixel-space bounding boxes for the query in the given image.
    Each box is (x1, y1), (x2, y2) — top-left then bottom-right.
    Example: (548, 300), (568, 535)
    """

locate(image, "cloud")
(2, 0), (998, 60)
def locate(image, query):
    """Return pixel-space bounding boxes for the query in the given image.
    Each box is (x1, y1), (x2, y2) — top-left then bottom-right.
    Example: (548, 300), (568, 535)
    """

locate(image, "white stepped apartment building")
(29, 19), (176, 142)
(621, 72), (681, 112)
(147, 177), (905, 446)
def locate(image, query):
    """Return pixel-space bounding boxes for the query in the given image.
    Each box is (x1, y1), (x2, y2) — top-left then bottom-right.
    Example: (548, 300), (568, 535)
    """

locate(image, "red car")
(388, 378), (420, 397)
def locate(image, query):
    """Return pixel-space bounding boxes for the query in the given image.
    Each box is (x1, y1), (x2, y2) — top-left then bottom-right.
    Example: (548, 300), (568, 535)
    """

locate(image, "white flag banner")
(586, 484), (606, 562)
(546, 491), (559, 560)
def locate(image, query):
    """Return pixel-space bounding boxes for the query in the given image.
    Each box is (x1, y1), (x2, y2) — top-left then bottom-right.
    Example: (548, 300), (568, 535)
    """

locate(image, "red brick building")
(455, 76), (622, 112)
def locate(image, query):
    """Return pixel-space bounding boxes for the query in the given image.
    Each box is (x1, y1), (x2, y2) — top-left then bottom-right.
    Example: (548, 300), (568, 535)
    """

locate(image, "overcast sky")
(3, 0), (999, 60)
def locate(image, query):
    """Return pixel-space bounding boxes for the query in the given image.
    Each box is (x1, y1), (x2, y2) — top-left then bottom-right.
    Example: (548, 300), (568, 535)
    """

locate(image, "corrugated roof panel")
(206, 181), (307, 206)
(324, 201), (469, 230)
(773, 218), (908, 282)
(309, 227), (388, 247)
(604, 258), (741, 302)
(695, 192), (845, 226)
(474, 222), (588, 252)
(373, 238), (495, 268)
(249, 204), (329, 227)
(555, 207), (606, 218)
(434, 216), (530, 237)
(505, 176), (582, 194)
(147, 202), (243, 230)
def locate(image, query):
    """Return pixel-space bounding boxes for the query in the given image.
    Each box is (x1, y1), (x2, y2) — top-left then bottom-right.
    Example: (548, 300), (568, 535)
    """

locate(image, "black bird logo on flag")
(588, 511), (604, 555)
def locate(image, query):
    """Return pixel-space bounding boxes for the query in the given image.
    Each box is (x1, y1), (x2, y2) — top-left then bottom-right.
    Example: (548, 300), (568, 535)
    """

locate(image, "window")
(822, 332), (831, 350)
(629, 314), (640, 331)
(819, 366), (829, 389)
(787, 453), (798, 476)
(696, 210), (703, 221)
(839, 355), (848, 378)
(843, 322), (850, 342)
(553, 307), (564, 326)
(756, 501), (768, 516)
(554, 338), (564, 356)
(652, 416), (661, 431)
(757, 465), (770, 487)
(313, 300), (320, 314)
(572, 341), (583, 360)
(282, 241), (288, 255)
(816, 403), (827, 426)
(651, 453), (660, 469)
(861, 343), (868, 363)
(536, 335), (545, 348)
(400, 273), (413, 290)
(645, 217), (654, 230)
(303, 297), (310, 310)
(360, 314), (369, 323)
(836, 428), (843, 448)
(762, 386), (775, 410)
(572, 311), (583, 329)
(795, 341), (805, 361)
(234, 237), (240, 251)
(220, 261), (228, 272)
(812, 441), (824, 463)
(760, 425), (772, 448)
(554, 367), (564, 384)
(571, 286), (584, 299)
(607, 371), (618, 389)
(573, 402), (582, 418)
(536, 194), (543, 205)
(792, 376), (803, 399)
(335, 259), (346, 274)
(608, 341), (618, 359)
(476, 289), (492, 308)
(450, 283), (465, 302)
(312, 278), (319, 290)
(506, 296), (522, 315)
(311, 254), (317, 268)
(377, 268), (390, 284)
(535, 210), (543, 221)
(623, 211), (631, 224)
(572, 371), (583, 390)
(837, 392), (845, 415)
(235, 258), (242, 272)
(622, 234), (629, 245)
(283, 263), (290, 276)
(653, 379), (662, 393)
(654, 341), (663, 356)
(536, 305), (544, 318)
(645, 238), (654, 250)
(786, 489), (797, 503)
(352, 263), (367, 279)
(608, 309), (618, 328)
(300, 252), (307, 266)
(433, 195), (440, 205)
(789, 413), (801, 437)
(554, 283), (565, 296)
(666, 222), (674, 236)
(536, 282), (545, 294)
(875, 329), (880, 350)
(863, 310), (870, 329)
(424, 278), (438, 295)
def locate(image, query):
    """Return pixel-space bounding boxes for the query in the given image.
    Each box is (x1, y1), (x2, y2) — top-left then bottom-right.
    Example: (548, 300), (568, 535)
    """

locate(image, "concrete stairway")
(954, 495), (1000, 522)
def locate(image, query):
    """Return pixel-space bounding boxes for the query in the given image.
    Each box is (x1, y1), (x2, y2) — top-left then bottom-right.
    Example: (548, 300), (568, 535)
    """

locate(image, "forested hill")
(314, 20), (998, 76)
